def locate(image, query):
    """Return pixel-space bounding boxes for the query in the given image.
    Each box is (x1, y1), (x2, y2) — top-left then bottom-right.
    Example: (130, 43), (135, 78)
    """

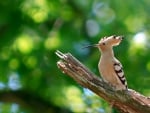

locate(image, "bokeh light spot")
(92, 2), (115, 23)
(14, 34), (33, 54)
(9, 59), (19, 70)
(1, 47), (11, 60)
(125, 16), (145, 32)
(8, 73), (22, 90)
(64, 86), (85, 112)
(44, 32), (60, 49)
(21, 0), (49, 23)
(128, 32), (147, 56)
(133, 32), (146, 46)
(10, 103), (19, 113)
(26, 56), (37, 68)
(32, 10), (48, 23)
(0, 82), (6, 90)
(86, 19), (100, 37)
(146, 61), (150, 72)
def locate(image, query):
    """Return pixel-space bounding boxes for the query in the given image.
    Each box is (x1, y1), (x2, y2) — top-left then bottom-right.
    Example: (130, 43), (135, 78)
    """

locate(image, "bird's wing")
(113, 61), (128, 89)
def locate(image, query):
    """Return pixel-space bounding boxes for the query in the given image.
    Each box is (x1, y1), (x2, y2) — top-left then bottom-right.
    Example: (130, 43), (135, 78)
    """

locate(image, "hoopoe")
(84, 35), (128, 90)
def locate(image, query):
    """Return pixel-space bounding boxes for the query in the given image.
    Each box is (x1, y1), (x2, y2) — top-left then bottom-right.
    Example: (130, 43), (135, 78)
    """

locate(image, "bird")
(84, 35), (128, 90)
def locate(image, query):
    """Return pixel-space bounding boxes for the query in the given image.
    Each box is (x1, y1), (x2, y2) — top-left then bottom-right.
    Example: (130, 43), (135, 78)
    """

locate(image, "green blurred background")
(0, 0), (150, 113)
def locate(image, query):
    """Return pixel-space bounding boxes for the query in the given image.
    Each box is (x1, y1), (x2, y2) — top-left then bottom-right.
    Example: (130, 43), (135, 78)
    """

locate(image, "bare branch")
(56, 50), (150, 113)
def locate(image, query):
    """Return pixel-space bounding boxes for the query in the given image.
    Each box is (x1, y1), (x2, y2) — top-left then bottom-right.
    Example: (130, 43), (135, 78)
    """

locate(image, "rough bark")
(56, 50), (150, 113)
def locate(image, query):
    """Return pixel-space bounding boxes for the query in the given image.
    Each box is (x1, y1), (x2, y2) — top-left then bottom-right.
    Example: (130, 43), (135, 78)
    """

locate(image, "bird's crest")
(82, 35), (123, 49)
(98, 35), (123, 47)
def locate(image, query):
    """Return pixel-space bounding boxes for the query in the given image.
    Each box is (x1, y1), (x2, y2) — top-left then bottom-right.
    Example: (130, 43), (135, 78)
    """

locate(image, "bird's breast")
(98, 58), (118, 83)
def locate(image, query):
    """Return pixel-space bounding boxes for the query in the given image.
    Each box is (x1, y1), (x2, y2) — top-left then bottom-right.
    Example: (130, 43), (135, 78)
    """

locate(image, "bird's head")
(96, 35), (123, 50)
(83, 35), (123, 52)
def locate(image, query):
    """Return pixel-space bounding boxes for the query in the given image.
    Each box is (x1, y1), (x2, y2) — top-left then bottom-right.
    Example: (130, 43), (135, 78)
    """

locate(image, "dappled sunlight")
(8, 72), (22, 90)
(60, 5), (74, 21)
(86, 19), (100, 37)
(24, 56), (37, 69)
(124, 16), (146, 32)
(9, 59), (20, 70)
(10, 103), (19, 113)
(146, 61), (150, 71)
(0, 47), (11, 61)
(13, 34), (33, 54)
(128, 32), (147, 55)
(0, 103), (26, 113)
(63, 86), (85, 112)
(0, 82), (6, 90)
(31, 11), (48, 23)
(133, 32), (146, 46)
(44, 31), (60, 50)
(31, 68), (42, 77)
(92, 2), (115, 24)
(21, 0), (49, 23)
(83, 88), (109, 113)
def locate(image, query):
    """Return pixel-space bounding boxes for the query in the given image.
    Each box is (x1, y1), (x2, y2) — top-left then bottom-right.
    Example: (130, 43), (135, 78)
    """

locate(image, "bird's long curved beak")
(82, 44), (99, 49)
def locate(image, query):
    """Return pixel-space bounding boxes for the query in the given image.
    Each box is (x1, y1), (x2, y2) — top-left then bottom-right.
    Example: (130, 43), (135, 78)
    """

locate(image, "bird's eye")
(113, 35), (117, 39)
(102, 43), (105, 45)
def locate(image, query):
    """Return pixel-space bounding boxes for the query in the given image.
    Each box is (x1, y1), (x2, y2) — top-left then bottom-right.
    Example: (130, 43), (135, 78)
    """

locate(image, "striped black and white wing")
(113, 62), (128, 89)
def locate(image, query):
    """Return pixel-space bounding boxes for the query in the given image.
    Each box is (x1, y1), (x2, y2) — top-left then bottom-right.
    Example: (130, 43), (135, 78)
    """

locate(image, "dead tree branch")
(55, 50), (150, 113)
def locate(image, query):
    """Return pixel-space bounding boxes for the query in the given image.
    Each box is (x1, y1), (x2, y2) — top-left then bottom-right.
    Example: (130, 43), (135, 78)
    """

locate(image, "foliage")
(0, 0), (150, 112)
